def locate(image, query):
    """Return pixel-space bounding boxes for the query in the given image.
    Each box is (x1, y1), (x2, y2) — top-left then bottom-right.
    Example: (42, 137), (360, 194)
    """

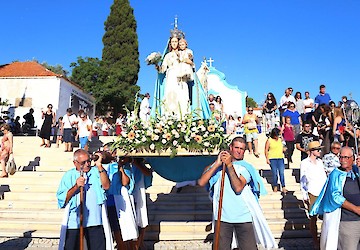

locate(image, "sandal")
(254, 153), (260, 158)
(0, 174), (8, 178)
(40, 143), (45, 147)
(45, 144), (51, 148)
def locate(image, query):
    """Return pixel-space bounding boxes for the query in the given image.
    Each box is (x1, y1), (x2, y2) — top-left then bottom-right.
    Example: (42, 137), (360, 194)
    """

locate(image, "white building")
(197, 59), (247, 118)
(0, 61), (95, 128)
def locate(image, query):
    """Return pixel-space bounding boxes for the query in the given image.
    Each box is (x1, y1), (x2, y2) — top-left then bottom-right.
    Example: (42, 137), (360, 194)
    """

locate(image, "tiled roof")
(0, 61), (60, 77)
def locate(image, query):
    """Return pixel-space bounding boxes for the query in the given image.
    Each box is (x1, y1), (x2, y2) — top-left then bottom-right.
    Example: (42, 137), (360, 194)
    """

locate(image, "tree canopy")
(70, 0), (140, 115)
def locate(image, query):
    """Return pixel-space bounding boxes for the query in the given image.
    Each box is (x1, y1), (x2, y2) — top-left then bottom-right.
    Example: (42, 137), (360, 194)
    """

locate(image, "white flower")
(219, 127), (225, 132)
(185, 137), (190, 143)
(173, 140), (178, 146)
(168, 120), (173, 126)
(154, 129), (160, 134)
(150, 143), (155, 150)
(141, 137), (147, 142)
(204, 142), (210, 147)
(162, 139), (167, 144)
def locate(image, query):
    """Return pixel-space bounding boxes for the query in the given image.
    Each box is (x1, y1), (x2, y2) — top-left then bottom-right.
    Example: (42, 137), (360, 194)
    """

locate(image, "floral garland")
(112, 109), (230, 158)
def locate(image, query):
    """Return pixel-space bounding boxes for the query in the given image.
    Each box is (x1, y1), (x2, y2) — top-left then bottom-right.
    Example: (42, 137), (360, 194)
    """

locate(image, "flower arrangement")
(145, 52), (162, 65)
(112, 109), (230, 158)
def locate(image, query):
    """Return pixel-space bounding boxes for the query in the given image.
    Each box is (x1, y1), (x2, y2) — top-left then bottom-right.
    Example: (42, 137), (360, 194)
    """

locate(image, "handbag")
(6, 154), (16, 175)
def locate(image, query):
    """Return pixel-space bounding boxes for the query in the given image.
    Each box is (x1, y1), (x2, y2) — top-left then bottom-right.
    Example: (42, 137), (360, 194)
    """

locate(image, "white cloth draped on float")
(116, 186), (139, 241)
(58, 203), (114, 250)
(132, 173), (149, 228)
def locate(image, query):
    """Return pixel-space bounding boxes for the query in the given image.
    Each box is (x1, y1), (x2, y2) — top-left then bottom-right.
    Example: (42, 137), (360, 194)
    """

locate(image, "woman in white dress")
(157, 36), (189, 117)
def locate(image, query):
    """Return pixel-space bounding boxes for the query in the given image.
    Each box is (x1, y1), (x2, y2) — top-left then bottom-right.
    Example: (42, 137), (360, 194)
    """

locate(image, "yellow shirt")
(267, 138), (284, 159)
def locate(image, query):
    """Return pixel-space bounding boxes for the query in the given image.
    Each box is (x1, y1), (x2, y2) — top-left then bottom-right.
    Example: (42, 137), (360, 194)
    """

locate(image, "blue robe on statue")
(151, 41), (211, 119)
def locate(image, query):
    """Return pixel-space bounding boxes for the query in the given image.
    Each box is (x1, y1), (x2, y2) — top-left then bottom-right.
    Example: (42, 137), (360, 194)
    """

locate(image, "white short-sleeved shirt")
(78, 118), (92, 138)
(63, 114), (77, 129)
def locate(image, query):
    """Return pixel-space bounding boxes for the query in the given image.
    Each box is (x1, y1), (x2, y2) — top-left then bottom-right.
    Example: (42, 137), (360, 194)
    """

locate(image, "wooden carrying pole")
(79, 169), (84, 250)
(214, 164), (226, 250)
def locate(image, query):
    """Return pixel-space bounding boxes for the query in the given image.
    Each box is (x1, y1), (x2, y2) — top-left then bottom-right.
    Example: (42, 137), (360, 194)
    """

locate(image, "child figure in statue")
(178, 38), (194, 82)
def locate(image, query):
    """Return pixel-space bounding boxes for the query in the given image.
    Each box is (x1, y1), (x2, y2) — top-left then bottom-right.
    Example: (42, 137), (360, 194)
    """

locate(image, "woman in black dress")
(39, 104), (56, 147)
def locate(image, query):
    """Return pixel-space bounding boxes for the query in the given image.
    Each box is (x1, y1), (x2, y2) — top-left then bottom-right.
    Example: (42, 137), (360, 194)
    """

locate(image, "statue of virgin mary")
(151, 23), (211, 120)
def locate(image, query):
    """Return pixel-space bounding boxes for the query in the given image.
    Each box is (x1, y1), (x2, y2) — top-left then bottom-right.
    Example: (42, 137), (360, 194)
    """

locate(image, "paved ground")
(0, 237), (317, 250)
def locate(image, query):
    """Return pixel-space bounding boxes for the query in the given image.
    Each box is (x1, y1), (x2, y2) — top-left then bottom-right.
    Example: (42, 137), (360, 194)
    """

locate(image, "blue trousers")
(269, 158), (285, 187)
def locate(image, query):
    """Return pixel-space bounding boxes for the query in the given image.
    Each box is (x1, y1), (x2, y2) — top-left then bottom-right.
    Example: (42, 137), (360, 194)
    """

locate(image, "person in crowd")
(329, 101), (336, 120)
(282, 102), (302, 138)
(340, 96), (348, 109)
(209, 103), (221, 122)
(317, 104), (332, 157)
(282, 116), (296, 163)
(115, 113), (124, 136)
(214, 96), (224, 116)
(300, 141), (327, 248)
(235, 116), (244, 135)
(332, 107), (346, 142)
(314, 84), (332, 109)
(208, 94), (216, 105)
(226, 115), (236, 134)
(132, 158), (153, 250)
(102, 144), (137, 250)
(22, 108), (35, 133)
(140, 93), (151, 122)
(56, 149), (111, 250)
(55, 117), (63, 148)
(310, 147), (360, 250)
(303, 91), (314, 122)
(342, 123), (360, 150)
(39, 104), (56, 148)
(197, 137), (276, 250)
(279, 88), (296, 124)
(322, 141), (341, 175)
(13, 116), (21, 134)
(101, 117), (111, 136)
(0, 124), (13, 178)
(243, 107), (260, 157)
(92, 116), (101, 137)
(262, 92), (278, 136)
(264, 128), (287, 193)
(62, 108), (77, 152)
(76, 113), (92, 151)
(295, 92), (305, 122)
(296, 121), (319, 161)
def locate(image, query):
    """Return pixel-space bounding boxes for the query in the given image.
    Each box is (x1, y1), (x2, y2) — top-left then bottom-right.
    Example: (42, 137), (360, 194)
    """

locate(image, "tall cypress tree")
(102, 0), (140, 115)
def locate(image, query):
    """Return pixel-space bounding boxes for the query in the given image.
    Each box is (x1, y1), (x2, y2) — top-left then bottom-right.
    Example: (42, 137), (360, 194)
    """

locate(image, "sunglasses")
(248, 110), (253, 112)
(76, 159), (91, 165)
(339, 155), (352, 160)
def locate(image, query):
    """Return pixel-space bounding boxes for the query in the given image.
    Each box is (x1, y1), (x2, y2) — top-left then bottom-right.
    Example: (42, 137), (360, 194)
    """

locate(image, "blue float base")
(145, 155), (217, 182)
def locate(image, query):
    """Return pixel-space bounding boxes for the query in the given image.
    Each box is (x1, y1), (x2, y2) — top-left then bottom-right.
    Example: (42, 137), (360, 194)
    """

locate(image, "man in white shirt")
(303, 91), (314, 122)
(140, 93), (151, 122)
(279, 88), (296, 124)
(300, 141), (327, 248)
(77, 113), (92, 151)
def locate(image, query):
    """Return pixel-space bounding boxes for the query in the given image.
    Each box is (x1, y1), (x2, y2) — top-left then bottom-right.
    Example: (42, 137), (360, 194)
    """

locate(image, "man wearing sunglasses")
(322, 141), (341, 175)
(57, 149), (111, 250)
(300, 141), (327, 248)
(310, 147), (360, 250)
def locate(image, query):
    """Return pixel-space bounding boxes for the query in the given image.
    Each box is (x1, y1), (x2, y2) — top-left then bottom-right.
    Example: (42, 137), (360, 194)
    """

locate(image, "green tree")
(101, 0), (140, 115)
(41, 62), (69, 77)
(246, 96), (258, 108)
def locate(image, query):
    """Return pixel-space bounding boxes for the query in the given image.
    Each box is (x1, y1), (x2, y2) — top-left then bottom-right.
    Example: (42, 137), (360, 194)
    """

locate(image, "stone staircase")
(0, 135), (319, 248)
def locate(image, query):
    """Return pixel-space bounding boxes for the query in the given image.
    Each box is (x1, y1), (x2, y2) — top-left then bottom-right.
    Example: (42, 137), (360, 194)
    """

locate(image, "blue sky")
(2, 1), (360, 107)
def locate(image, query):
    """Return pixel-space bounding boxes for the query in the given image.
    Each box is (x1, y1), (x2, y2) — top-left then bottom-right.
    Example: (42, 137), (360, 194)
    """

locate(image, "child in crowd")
(282, 116), (295, 164)
(55, 117), (63, 148)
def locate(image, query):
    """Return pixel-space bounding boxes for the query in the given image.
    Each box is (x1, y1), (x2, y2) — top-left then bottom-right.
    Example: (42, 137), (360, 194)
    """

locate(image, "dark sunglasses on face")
(76, 159), (91, 165)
